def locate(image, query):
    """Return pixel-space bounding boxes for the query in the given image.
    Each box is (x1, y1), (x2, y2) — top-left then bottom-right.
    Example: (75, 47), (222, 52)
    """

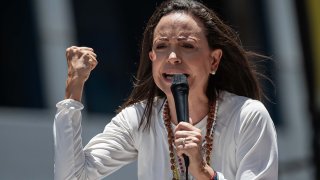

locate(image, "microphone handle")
(170, 74), (190, 178)
(172, 86), (190, 171)
(182, 155), (190, 171)
(173, 88), (189, 123)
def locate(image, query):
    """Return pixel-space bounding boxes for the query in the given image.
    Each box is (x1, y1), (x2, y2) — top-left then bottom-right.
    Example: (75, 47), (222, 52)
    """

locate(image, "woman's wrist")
(192, 159), (216, 180)
(65, 76), (85, 101)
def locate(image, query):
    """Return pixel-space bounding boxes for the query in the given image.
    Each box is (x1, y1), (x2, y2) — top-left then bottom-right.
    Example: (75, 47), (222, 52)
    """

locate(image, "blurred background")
(0, 0), (319, 179)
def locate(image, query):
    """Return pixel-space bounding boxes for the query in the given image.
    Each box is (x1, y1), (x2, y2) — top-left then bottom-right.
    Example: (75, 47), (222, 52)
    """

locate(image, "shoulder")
(219, 91), (273, 131)
(218, 91), (277, 150)
(219, 91), (269, 117)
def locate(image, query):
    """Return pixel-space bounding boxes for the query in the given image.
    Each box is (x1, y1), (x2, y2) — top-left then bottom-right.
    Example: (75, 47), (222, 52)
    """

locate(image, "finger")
(175, 141), (199, 156)
(67, 46), (95, 56)
(79, 49), (97, 59)
(174, 130), (201, 139)
(81, 53), (98, 70)
(85, 53), (97, 63)
(67, 46), (82, 54)
(68, 46), (93, 51)
(174, 123), (201, 138)
(175, 137), (186, 147)
(91, 52), (97, 57)
(175, 122), (199, 132)
(174, 137), (192, 147)
(87, 54), (97, 61)
(174, 136), (201, 147)
(87, 51), (97, 58)
(67, 47), (81, 57)
(66, 48), (78, 64)
(88, 55), (98, 70)
(78, 46), (94, 51)
(66, 47), (74, 57)
(66, 47), (97, 69)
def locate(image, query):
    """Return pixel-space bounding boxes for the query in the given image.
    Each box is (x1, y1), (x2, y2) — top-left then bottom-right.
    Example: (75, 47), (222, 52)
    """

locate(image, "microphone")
(171, 74), (189, 123)
(170, 74), (190, 177)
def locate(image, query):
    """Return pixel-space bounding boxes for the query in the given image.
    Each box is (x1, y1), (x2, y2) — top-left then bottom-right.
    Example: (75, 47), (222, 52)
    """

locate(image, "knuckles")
(65, 46), (98, 76)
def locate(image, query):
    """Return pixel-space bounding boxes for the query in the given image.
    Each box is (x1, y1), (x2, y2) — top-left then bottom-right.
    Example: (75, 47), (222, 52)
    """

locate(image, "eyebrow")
(154, 36), (199, 42)
(156, 37), (169, 41)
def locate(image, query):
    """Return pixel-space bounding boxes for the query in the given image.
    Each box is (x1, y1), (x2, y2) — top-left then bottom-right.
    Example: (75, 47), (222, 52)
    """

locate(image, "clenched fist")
(65, 46), (98, 101)
(66, 46), (98, 82)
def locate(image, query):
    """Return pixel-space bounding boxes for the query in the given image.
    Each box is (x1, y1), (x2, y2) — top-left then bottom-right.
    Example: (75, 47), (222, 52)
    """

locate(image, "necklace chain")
(163, 99), (218, 180)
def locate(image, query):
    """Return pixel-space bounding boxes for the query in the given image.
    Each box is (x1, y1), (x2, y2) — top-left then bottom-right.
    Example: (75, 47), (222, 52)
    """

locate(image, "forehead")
(153, 12), (205, 39)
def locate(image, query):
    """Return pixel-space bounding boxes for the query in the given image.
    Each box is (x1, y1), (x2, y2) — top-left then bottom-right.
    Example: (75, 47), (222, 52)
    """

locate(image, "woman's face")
(149, 12), (222, 98)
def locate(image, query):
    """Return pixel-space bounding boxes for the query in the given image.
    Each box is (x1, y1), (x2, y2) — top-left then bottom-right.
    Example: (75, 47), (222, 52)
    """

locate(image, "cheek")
(151, 63), (156, 77)
(151, 61), (161, 83)
(202, 64), (212, 75)
(151, 60), (160, 73)
(151, 60), (170, 93)
(189, 58), (212, 75)
(200, 55), (213, 74)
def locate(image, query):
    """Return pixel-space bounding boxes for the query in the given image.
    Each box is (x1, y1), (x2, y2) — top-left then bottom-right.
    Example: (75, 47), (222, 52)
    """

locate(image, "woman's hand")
(64, 46), (98, 101)
(66, 46), (98, 82)
(174, 122), (215, 179)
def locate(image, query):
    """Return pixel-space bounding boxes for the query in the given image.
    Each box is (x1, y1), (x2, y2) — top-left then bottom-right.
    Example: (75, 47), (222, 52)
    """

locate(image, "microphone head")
(170, 74), (189, 123)
(171, 74), (189, 88)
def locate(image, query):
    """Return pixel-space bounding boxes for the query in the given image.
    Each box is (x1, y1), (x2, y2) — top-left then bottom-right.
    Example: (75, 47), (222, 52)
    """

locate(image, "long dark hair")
(118, 0), (264, 130)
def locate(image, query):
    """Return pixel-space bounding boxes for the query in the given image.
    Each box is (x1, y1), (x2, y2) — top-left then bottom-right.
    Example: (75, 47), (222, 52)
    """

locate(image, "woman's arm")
(54, 100), (138, 180)
(234, 100), (278, 180)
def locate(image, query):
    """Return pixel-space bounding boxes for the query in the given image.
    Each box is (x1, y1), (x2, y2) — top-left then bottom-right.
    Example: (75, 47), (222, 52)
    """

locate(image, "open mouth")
(162, 73), (189, 80)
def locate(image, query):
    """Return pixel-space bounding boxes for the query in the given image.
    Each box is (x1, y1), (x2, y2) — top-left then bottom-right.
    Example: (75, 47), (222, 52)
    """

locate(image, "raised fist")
(65, 46), (98, 82)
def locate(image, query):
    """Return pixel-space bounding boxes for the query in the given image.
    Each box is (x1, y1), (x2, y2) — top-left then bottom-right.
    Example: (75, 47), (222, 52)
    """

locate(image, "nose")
(167, 51), (181, 64)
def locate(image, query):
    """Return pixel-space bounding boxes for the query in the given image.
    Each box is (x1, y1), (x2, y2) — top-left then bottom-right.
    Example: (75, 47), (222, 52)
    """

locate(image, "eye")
(182, 43), (195, 49)
(154, 43), (167, 50)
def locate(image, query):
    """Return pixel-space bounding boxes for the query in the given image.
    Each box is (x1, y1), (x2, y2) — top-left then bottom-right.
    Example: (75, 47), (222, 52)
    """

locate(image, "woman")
(54, 0), (278, 179)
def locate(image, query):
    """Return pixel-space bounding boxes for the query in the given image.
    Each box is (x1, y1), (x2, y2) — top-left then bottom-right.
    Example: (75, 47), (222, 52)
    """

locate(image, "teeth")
(163, 73), (189, 80)
(164, 74), (173, 79)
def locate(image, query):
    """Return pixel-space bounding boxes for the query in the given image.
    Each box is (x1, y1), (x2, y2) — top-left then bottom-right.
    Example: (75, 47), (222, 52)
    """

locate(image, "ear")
(210, 49), (222, 73)
(149, 51), (156, 61)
